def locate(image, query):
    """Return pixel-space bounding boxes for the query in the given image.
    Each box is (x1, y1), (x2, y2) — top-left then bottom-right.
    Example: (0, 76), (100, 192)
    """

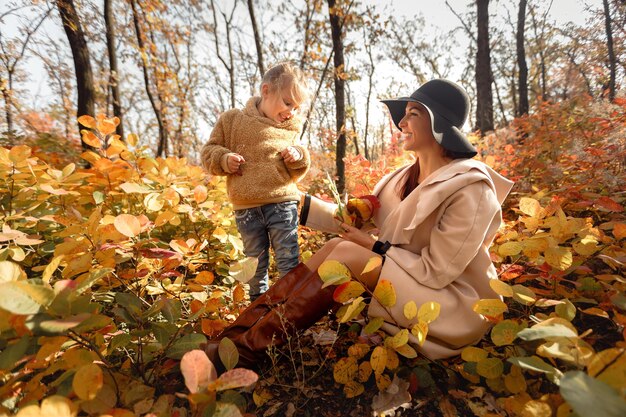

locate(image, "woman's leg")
(305, 238), (382, 290)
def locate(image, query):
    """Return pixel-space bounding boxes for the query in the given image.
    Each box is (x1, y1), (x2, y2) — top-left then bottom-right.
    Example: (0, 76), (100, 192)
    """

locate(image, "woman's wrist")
(372, 240), (392, 255)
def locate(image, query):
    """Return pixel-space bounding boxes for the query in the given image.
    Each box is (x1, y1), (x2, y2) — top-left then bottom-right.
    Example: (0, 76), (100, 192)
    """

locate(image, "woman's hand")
(339, 222), (376, 250)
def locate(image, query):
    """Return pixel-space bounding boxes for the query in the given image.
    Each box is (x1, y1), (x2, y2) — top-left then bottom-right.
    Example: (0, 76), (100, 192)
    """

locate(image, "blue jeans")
(234, 201), (300, 298)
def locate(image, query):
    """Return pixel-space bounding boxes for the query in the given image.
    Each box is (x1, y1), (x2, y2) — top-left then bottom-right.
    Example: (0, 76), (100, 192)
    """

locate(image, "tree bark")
(55, 0), (96, 147)
(602, 0), (616, 101)
(246, 0), (264, 76)
(130, 0), (168, 156)
(516, 0), (529, 116)
(328, 0), (346, 193)
(475, 0), (494, 133)
(104, 0), (124, 138)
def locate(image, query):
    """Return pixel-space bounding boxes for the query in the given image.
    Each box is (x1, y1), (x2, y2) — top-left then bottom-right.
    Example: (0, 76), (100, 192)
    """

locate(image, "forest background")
(0, 0), (625, 416)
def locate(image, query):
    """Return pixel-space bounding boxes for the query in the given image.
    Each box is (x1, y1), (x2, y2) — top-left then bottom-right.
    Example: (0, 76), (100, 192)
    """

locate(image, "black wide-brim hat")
(381, 79), (477, 157)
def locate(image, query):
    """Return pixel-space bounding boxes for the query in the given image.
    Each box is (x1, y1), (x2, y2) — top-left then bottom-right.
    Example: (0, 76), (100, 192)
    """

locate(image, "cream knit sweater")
(201, 97), (310, 209)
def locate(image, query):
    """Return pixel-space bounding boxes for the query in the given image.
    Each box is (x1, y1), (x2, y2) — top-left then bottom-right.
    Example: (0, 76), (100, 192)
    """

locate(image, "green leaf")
(166, 333), (207, 359)
(218, 337), (239, 371)
(363, 317), (384, 334)
(517, 324), (577, 341)
(71, 314), (113, 334)
(491, 320), (523, 346)
(555, 298), (576, 321)
(560, 371), (626, 417)
(72, 268), (112, 298)
(476, 357), (504, 379)
(115, 292), (142, 317)
(151, 322), (177, 346)
(93, 191), (105, 205)
(508, 356), (562, 383)
(0, 281), (55, 314)
(40, 313), (91, 334)
(0, 336), (31, 370)
(109, 333), (132, 352)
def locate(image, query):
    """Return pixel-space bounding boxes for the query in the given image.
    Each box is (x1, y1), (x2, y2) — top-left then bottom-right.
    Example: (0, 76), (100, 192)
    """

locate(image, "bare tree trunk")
(363, 28), (374, 161)
(56, 0), (95, 147)
(516, 0), (529, 116)
(104, 0), (124, 138)
(328, 0), (346, 193)
(210, 0), (237, 108)
(346, 85), (359, 155)
(246, 0), (264, 76)
(475, 0), (493, 133)
(602, 0), (616, 101)
(529, 4), (550, 101)
(130, 0), (168, 156)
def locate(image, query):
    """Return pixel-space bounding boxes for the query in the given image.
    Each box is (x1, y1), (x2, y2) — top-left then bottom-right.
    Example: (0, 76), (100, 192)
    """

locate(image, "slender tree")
(602, 0), (617, 101)
(327, 0), (346, 192)
(475, 0), (494, 133)
(516, 0), (529, 116)
(246, 0), (264, 76)
(104, 0), (124, 138)
(56, 0), (96, 146)
(210, 0), (237, 108)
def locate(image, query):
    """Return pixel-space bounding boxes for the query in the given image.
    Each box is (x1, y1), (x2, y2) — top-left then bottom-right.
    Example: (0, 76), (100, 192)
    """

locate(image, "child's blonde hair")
(262, 62), (310, 106)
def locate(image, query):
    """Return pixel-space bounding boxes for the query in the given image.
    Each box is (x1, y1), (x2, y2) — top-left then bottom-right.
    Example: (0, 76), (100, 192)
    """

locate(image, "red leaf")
(595, 196), (624, 212)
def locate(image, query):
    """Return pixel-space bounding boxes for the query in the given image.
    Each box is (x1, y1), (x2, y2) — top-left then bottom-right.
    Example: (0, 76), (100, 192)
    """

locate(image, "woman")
(205, 79), (513, 369)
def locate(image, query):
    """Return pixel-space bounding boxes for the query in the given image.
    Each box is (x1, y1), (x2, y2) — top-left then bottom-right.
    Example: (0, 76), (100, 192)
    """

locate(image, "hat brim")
(381, 98), (477, 157)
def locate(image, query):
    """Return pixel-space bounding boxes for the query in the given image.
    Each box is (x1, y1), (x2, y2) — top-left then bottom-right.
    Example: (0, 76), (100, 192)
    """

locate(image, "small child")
(201, 62), (311, 301)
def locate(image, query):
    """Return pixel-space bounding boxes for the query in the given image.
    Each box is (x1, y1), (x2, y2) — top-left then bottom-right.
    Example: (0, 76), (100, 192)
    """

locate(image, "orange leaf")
(78, 115), (97, 128)
(113, 214), (141, 238)
(72, 363), (103, 400)
(195, 271), (215, 285)
(180, 349), (217, 393)
(595, 196), (624, 212)
(190, 299), (204, 315)
(233, 284), (245, 303)
(613, 223), (626, 240)
(81, 130), (101, 148)
(333, 281), (365, 303)
(201, 318), (227, 337)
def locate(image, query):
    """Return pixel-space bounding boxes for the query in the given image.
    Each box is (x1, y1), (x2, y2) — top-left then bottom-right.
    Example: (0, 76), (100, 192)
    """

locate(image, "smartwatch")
(372, 240), (392, 256)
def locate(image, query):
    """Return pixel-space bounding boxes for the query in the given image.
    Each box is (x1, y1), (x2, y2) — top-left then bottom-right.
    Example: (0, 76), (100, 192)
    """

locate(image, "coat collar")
(375, 159), (513, 245)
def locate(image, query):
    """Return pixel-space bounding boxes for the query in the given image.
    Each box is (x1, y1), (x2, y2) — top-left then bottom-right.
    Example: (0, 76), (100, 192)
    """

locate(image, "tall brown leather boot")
(205, 264), (335, 370)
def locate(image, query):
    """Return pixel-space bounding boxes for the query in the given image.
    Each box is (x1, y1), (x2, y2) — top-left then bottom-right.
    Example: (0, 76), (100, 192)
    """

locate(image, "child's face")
(259, 83), (300, 123)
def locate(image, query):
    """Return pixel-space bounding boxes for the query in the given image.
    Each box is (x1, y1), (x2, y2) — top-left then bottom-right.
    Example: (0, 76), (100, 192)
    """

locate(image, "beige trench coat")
(303, 159), (514, 359)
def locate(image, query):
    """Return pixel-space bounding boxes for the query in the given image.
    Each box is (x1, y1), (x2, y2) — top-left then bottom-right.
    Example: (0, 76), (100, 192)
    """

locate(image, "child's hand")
(227, 154), (245, 175)
(280, 146), (302, 163)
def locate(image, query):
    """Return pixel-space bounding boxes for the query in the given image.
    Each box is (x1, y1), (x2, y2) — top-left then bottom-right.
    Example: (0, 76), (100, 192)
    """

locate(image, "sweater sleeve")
(284, 144), (311, 181)
(385, 182), (500, 290)
(200, 114), (233, 176)
(299, 194), (342, 234)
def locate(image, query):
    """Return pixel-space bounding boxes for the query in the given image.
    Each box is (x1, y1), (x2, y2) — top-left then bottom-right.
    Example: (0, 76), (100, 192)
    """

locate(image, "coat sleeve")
(200, 114), (234, 176)
(284, 144), (311, 181)
(385, 181), (500, 290)
(299, 194), (342, 234)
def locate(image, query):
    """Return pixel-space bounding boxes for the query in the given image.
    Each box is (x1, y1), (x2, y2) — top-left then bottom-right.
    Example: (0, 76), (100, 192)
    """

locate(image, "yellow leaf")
(363, 316), (384, 334)
(42, 255), (64, 284)
(361, 256), (382, 275)
(373, 279), (396, 307)
(113, 214), (141, 238)
(385, 329), (409, 349)
(461, 346), (489, 362)
(0, 261), (26, 282)
(511, 284), (536, 305)
(545, 246), (572, 271)
(417, 301), (440, 324)
(411, 321), (428, 345)
(498, 241), (523, 257)
(78, 115), (97, 128)
(73, 363), (103, 400)
(587, 348), (626, 390)
(520, 400), (552, 417)
(490, 279), (514, 297)
(193, 185), (208, 203)
(403, 300), (417, 320)
(343, 381), (365, 398)
(472, 299), (508, 318)
(572, 236), (600, 256)
(581, 307), (609, 318)
(385, 348), (399, 370)
(370, 346), (387, 374)
(476, 357), (504, 379)
(394, 343), (417, 358)
(318, 260), (352, 288)
(347, 343), (370, 359)
(375, 373), (392, 391)
(155, 210), (176, 226)
(337, 297), (366, 323)
(9, 145), (32, 163)
(358, 361), (372, 382)
(519, 197), (542, 217)
(333, 357), (358, 384)
(253, 388), (273, 407)
(491, 319), (523, 346)
(81, 130), (101, 148)
(504, 365), (527, 394)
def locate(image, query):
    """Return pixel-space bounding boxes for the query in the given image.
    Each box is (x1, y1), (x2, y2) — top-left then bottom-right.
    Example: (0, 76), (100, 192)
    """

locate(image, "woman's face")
(398, 102), (436, 152)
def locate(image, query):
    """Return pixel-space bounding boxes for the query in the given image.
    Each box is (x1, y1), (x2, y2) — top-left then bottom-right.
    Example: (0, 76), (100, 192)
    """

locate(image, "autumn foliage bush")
(0, 96), (625, 417)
